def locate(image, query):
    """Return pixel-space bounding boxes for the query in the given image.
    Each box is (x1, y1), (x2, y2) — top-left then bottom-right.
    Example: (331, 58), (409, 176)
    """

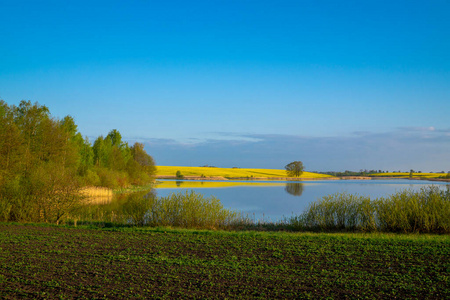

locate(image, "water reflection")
(156, 180), (284, 189)
(284, 182), (304, 196)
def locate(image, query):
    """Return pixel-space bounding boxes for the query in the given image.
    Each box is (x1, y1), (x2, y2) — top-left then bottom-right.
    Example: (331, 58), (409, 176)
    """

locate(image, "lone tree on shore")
(285, 161), (304, 177)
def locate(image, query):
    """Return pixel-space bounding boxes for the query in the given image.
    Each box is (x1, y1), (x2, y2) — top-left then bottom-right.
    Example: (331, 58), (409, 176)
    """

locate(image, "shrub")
(147, 191), (241, 229)
(298, 192), (375, 231)
(376, 186), (450, 233)
(96, 168), (129, 189)
(290, 186), (450, 233)
(83, 169), (101, 186)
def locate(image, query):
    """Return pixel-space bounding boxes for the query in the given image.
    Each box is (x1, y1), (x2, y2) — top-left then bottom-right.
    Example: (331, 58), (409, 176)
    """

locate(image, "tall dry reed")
(79, 187), (113, 198)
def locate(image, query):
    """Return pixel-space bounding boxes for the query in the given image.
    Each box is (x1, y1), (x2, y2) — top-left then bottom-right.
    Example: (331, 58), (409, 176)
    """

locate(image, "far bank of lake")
(156, 175), (450, 182)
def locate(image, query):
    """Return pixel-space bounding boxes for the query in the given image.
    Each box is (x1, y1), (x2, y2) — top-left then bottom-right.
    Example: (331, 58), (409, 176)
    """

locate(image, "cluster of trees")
(90, 129), (156, 187)
(0, 100), (156, 223)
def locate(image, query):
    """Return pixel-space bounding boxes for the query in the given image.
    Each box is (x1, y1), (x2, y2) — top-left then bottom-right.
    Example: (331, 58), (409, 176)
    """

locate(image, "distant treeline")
(0, 100), (156, 223)
(318, 170), (387, 177)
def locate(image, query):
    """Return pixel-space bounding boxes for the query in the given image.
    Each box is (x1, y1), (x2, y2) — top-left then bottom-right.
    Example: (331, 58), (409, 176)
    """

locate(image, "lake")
(155, 179), (450, 222)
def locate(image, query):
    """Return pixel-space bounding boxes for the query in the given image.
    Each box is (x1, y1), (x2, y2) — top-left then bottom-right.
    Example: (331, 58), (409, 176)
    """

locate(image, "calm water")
(155, 179), (450, 222)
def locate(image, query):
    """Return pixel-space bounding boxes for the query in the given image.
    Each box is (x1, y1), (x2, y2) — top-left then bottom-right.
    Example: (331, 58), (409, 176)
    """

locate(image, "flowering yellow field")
(156, 166), (333, 179)
(369, 172), (446, 179)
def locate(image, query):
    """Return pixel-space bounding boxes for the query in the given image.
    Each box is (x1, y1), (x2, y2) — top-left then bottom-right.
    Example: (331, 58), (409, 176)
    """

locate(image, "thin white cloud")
(397, 126), (442, 133)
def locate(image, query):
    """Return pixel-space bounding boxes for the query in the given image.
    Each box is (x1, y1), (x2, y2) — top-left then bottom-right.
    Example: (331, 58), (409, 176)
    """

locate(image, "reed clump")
(289, 186), (450, 233)
(79, 187), (113, 198)
(147, 191), (244, 229)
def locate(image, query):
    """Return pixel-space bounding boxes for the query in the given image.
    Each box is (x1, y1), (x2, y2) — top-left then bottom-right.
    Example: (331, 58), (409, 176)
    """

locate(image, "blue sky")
(1, 0), (449, 171)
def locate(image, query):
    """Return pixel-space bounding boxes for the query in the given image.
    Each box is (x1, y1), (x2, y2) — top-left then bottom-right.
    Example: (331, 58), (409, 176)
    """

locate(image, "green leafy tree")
(110, 146), (126, 171)
(107, 129), (122, 147)
(93, 136), (109, 167)
(77, 137), (94, 175)
(285, 161), (304, 177)
(0, 101), (23, 173)
(60, 115), (94, 175)
(0, 100), (82, 222)
(107, 129), (132, 164)
(12, 100), (51, 171)
(126, 143), (156, 183)
(131, 143), (156, 171)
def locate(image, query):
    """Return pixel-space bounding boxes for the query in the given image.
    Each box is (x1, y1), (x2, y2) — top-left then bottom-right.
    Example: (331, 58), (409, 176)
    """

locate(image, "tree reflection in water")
(284, 182), (304, 196)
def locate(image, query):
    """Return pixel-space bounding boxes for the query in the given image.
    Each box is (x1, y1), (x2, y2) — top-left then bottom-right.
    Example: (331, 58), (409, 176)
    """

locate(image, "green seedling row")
(0, 224), (448, 299)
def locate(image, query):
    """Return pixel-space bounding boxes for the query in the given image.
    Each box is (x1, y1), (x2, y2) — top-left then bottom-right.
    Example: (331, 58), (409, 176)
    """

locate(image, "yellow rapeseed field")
(369, 172), (446, 179)
(156, 166), (333, 179)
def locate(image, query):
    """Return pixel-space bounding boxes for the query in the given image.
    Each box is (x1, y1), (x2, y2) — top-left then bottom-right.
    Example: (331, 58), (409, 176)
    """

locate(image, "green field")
(0, 224), (448, 299)
(156, 166), (333, 179)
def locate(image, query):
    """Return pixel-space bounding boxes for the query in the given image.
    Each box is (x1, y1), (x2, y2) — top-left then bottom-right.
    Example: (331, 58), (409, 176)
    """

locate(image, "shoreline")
(156, 175), (450, 182)
(156, 175), (370, 181)
(371, 176), (450, 182)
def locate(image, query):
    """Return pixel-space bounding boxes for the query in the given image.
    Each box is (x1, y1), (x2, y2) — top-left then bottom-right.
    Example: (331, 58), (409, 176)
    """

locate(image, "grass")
(0, 223), (448, 299)
(156, 166), (333, 179)
(289, 186), (450, 233)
